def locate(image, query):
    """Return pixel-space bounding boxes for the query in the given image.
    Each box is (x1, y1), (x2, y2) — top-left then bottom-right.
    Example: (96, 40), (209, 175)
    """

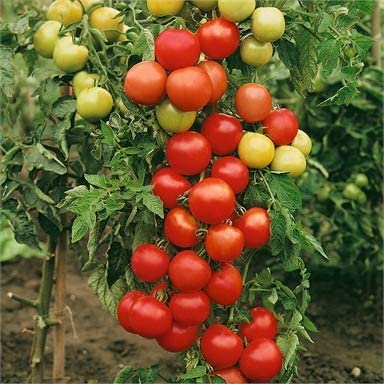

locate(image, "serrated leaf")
(114, 366), (134, 384)
(256, 268), (274, 287)
(270, 211), (287, 256)
(318, 38), (342, 77)
(267, 288), (278, 305)
(142, 192), (164, 218)
(131, 28), (154, 61)
(289, 309), (303, 330)
(8, 16), (30, 34)
(319, 85), (359, 106)
(107, 242), (129, 287)
(24, 144), (67, 175)
(178, 366), (207, 380)
(0, 47), (15, 98)
(303, 315), (319, 333)
(211, 375), (226, 384)
(84, 173), (110, 189)
(353, 33), (373, 55)
(349, 0), (375, 15)
(243, 182), (270, 209)
(52, 99), (76, 119)
(276, 39), (299, 71)
(101, 121), (117, 146)
(302, 230), (328, 259)
(132, 217), (156, 250)
(71, 215), (89, 243)
(276, 333), (299, 369)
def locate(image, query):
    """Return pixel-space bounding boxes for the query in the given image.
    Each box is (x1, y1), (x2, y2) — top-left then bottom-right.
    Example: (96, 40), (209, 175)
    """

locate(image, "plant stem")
(7, 292), (36, 307)
(371, 0), (382, 68)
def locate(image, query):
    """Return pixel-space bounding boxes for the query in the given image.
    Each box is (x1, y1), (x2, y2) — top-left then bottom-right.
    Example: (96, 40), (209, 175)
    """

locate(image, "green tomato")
(311, 73), (328, 93)
(291, 129), (312, 157)
(33, 21), (62, 58)
(240, 35), (273, 67)
(89, 7), (124, 43)
(342, 183), (362, 201)
(72, 71), (99, 97)
(317, 184), (331, 202)
(251, 7), (285, 42)
(354, 173), (369, 188)
(270, 145), (306, 177)
(53, 36), (88, 73)
(46, 0), (83, 26)
(218, 0), (255, 22)
(156, 98), (197, 133)
(357, 191), (367, 204)
(191, 0), (217, 11)
(147, 0), (184, 16)
(76, 87), (113, 121)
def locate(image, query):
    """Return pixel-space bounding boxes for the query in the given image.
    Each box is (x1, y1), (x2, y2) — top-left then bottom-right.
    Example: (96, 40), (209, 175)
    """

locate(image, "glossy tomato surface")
(251, 7), (285, 42)
(218, 0), (255, 22)
(89, 7), (123, 42)
(53, 36), (88, 73)
(33, 20), (61, 58)
(291, 129), (312, 157)
(270, 145), (307, 177)
(198, 60), (228, 104)
(213, 367), (248, 384)
(72, 71), (99, 97)
(46, 0), (83, 26)
(240, 35), (273, 67)
(117, 290), (146, 332)
(157, 322), (199, 352)
(147, 0), (184, 16)
(76, 87), (113, 121)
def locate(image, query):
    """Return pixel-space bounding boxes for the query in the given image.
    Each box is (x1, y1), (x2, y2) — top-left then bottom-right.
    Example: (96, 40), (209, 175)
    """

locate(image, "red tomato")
(169, 290), (211, 325)
(196, 18), (240, 59)
(239, 338), (283, 382)
(235, 83), (272, 123)
(168, 250), (212, 292)
(117, 290), (146, 333)
(205, 263), (243, 305)
(157, 322), (199, 352)
(166, 66), (213, 111)
(214, 367), (248, 384)
(204, 223), (244, 262)
(131, 244), (170, 282)
(234, 207), (271, 248)
(164, 207), (199, 248)
(211, 156), (249, 194)
(166, 131), (212, 176)
(239, 307), (278, 342)
(124, 61), (167, 105)
(201, 113), (243, 155)
(262, 108), (299, 146)
(198, 60), (228, 104)
(151, 167), (192, 209)
(189, 178), (235, 224)
(155, 28), (200, 71)
(128, 296), (172, 338)
(201, 324), (244, 369)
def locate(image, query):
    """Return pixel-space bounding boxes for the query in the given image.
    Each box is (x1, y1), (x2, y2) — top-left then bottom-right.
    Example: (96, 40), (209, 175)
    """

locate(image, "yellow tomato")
(191, 0), (217, 11)
(270, 146), (306, 177)
(218, 0), (255, 22)
(251, 7), (285, 42)
(89, 7), (124, 43)
(47, 0), (83, 26)
(240, 35), (273, 66)
(33, 21), (61, 58)
(72, 71), (99, 97)
(78, 0), (103, 10)
(76, 87), (113, 121)
(291, 130), (312, 157)
(147, 0), (184, 16)
(53, 36), (88, 73)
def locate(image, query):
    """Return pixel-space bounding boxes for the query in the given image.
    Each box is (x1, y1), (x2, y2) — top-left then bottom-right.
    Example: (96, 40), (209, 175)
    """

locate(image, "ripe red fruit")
(117, 290), (146, 333)
(156, 322), (199, 352)
(213, 367), (248, 384)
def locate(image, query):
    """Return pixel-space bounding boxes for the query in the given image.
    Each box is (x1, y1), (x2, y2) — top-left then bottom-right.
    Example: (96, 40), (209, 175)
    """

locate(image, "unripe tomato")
(117, 24), (129, 42)
(117, 290), (146, 333)
(270, 145), (307, 177)
(198, 61), (228, 104)
(155, 29), (200, 71)
(311, 72), (328, 93)
(214, 368), (247, 384)
(235, 83), (272, 123)
(342, 183), (362, 201)
(291, 129), (312, 157)
(251, 7), (285, 42)
(354, 173), (369, 188)
(357, 191), (367, 204)
(262, 108), (299, 146)
(33, 21), (61, 58)
(147, 0), (184, 16)
(218, 0), (255, 22)
(53, 36), (88, 73)
(46, 0), (83, 26)
(317, 184), (331, 202)
(196, 18), (240, 59)
(156, 98), (196, 133)
(79, 0), (102, 11)
(124, 61), (167, 105)
(157, 322), (199, 352)
(191, 0), (217, 11)
(76, 87), (113, 121)
(72, 71), (99, 97)
(238, 132), (275, 169)
(240, 35), (273, 66)
(89, 7), (124, 43)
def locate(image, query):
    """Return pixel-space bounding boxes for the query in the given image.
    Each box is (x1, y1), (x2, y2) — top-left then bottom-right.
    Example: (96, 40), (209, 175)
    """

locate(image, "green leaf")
(132, 216), (156, 250)
(303, 315), (319, 332)
(101, 121), (117, 146)
(142, 192), (164, 218)
(267, 288), (278, 305)
(318, 37), (342, 77)
(349, 0), (375, 15)
(52, 99), (76, 119)
(302, 230), (328, 259)
(131, 28), (154, 61)
(353, 33), (373, 55)
(24, 144), (67, 175)
(114, 366), (134, 384)
(107, 242), (129, 287)
(178, 366), (207, 380)
(243, 181), (270, 208)
(288, 309), (303, 330)
(276, 333), (299, 369)
(8, 16), (30, 34)
(270, 211), (287, 256)
(71, 215), (89, 243)
(211, 375), (226, 384)
(84, 173), (110, 189)
(319, 85), (359, 106)
(0, 47), (15, 98)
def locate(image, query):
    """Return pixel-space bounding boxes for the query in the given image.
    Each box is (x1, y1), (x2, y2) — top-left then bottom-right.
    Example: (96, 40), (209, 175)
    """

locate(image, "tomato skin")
(166, 131), (212, 176)
(251, 7), (285, 43)
(213, 367), (248, 384)
(239, 307), (278, 342)
(239, 338), (283, 382)
(196, 18), (240, 60)
(128, 296), (172, 338)
(33, 21), (61, 58)
(89, 7), (123, 43)
(235, 83), (272, 123)
(79, 0), (102, 10)
(201, 324), (244, 369)
(191, 0), (217, 11)
(291, 129), (312, 157)
(169, 291), (211, 325)
(270, 145), (307, 177)
(262, 108), (299, 146)
(343, 183), (362, 201)
(155, 29), (200, 71)
(164, 207), (199, 248)
(166, 66), (213, 111)
(117, 290), (146, 333)
(157, 322), (199, 352)
(218, 0), (255, 22)
(76, 87), (113, 121)
(205, 263), (243, 306)
(46, 0), (83, 26)
(151, 167), (192, 209)
(211, 156), (249, 194)
(131, 244), (170, 282)
(234, 207), (270, 249)
(53, 36), (88, 73)
(189, 178), (235, 225)
(147, 0), (184, 16)
(72, 71), (99, 97)
(205, 224), (244, 262)
(354, 173), (369, 188)
(240, 35), (273, 67)
(201, 113), (243, 155)
(124, 61), (167, 106)
(198, 61), (228, 104)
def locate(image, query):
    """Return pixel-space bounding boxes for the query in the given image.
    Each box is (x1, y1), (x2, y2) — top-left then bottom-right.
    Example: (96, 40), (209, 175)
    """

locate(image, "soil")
(1, 257), (383, 384)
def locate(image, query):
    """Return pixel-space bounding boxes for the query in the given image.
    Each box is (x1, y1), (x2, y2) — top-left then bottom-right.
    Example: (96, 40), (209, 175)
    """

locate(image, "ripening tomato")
(164, 207), (199, 248)
(147, 0), (184, 16)
(128, 296), (172, 338)
(237, 132), (275, 169)
(131, 243), (170, 282)
(239, 338), (283, 382)
(166, 131), (212, 176)
(213, 367), (248, 384)
(72, 71), (99, 97)
(201, 113), (243, 155)
(117, 290), (146, 333)
(342, 183), (362, 201)
(235, 83), (272, 123)
(33, 21), (61, 58)
(251, 7), (285, 42)
(262, 108), (299, 146)
(191, 0), (217, 11)
(198, 61), (228, 104)
(155, 29), (200, 71)
(76, 87), (113, 121)
(157, 322), (199, 352)
(201, 324), (244, 369)
(211, 156), (249, 194)
(124, 61), (167, 105)
(291, 129), (312, 157)
(239, 307), (278, 342)
(79, 0), (102, 11)
(53, 36), (88, 73)
(166, 66), (213, 111)
(46, 0), (83, 26)
(151, 167), (192, 208)
(218, 0), (255, 22)
(189, 178), (235, 225)
(205, 263), (243, 306)
(205, 223), (244, 262)
(89, 7), (124, 42)
(354, 173), (369, 188)
(196, 18), (240, 59)
(234, 207), (271, 248)
(169, 290), (211, 325)
(240, 35), (273, 67)
(270, 145), (307, 177)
